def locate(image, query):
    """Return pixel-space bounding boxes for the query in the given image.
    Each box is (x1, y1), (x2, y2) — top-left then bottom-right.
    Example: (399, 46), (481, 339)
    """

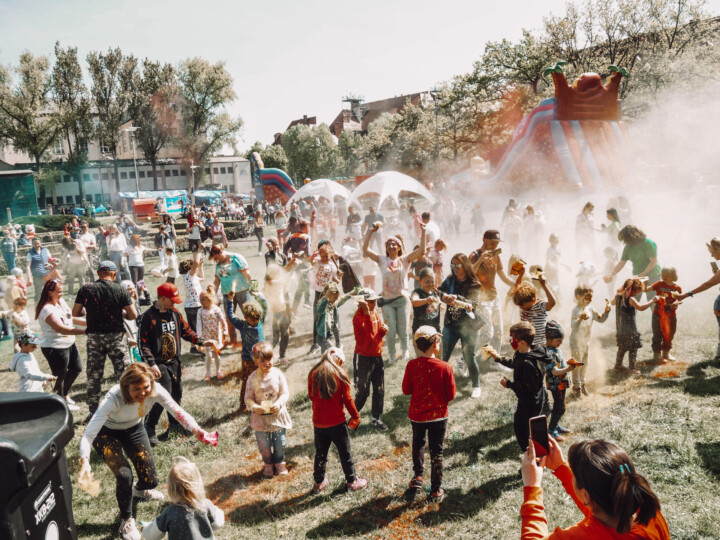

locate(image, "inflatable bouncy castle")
(250, 152), (297, 204)
(451, 64), (635, 193)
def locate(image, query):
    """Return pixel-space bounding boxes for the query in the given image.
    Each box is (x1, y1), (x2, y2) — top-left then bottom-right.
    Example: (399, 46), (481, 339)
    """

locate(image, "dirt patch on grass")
(651, 362), (689, 379)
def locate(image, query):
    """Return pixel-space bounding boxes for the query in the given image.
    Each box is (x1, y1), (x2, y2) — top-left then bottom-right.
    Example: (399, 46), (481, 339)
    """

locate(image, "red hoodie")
(402, 356), (456, 422)
(308, 371), (360, 429)
(352, 308), (387, 357)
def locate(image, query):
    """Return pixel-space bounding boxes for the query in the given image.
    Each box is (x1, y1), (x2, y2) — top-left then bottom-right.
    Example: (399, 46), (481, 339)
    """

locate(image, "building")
(329, 92), (432, 137)
(273, 115), (317, 146)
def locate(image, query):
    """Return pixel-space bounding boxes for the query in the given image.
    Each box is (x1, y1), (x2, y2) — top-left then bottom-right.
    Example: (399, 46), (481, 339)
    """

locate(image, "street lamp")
(123, 125), (140, 199)
(190, 161), (199, 205)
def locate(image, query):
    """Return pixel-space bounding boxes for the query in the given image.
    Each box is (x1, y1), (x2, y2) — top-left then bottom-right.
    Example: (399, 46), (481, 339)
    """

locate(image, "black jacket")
(497, 346), (552, 408)
(138, 304), (204, 366)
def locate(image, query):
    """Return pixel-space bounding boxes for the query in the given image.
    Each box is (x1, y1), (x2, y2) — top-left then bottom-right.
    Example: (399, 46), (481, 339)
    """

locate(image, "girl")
(245, 342), (292, 477)
(315, 282), (354, 353)
(210, 215), (228, 248)
(611, 278), (657, 373)
(428, 239), (446, 286)
(647, 267), (682, 362)
(125, 235), (149, 298)
(164, 247), (179, 284)
(274, 209), (288, 242)
(9, 296), (30, 352)
(197, 286), (228, 381)
(180, 252), (204, 354)
(521, 438), (669, 539)
(253, 210), (265, 256)
(308, 348), (366, 492)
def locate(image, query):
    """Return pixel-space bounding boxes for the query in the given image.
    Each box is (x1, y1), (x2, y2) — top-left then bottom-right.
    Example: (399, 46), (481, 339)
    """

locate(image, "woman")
(438, 253), (483, 398)
(363, 222), (426, 362)
(107, 225), (129, 283)
(161, 214), (177, 250)
(520, 437), (669, 539)
(210, 213), (228, 247)
(78, 363), (216, 540)
(187, 211), (205, 253)
(575, 202), (596, 261)
(35, 279), (86, 410)
(604, 225), (661, 299)
(210, 245), (252, 345)
(124, 235), (149, 292)
(604, 208), (622, 247)
(253, 210), (265, 256)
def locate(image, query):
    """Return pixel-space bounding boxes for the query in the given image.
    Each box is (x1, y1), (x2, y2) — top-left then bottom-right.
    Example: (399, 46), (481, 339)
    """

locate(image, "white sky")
(1, 0), (719, 152)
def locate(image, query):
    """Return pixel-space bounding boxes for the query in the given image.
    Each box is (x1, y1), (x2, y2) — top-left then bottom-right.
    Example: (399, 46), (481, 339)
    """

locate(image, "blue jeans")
(382, 295), (408, 360)
(442, 324), (479, 387)
(3, 252), (16, 272)
(255, 429), (287, 465)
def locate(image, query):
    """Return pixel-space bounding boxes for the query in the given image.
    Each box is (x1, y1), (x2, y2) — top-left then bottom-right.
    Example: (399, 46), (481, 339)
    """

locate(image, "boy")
(513, 272), (556, 346)
(487, 322), (551, 451)
(352, 289), (389, 431)
(10, 331), (56, 392)
(714, 288), (720, 361)
(410, 268), (441, 334)
(162, 247), (178, 284)
(569, 286), (610, 396)
(402, 326), (456, 503)
(544, 321), (576, 441)
(226, 289), (269, 412)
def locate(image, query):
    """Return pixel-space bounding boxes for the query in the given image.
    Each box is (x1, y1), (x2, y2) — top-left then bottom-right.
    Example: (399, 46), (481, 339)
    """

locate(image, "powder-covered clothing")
(496, 347), (552, 408)
(214, 253), (249, 294)
(410, 287), (441, 333)
(520, 300), (549, 346)
(545, 346), (569, 391)
(315, 295), (351, 339)
(138, 305), (204, 366)
(196, 305), (227, 344)
(438, 275), (483, 329)
(569, 304), (609, 353)
(10, 352), (53, 392)
(312, 259), (339, 293)
(649, 281), (682, 316)
(38, 299), (76, 349)
(142, 500), (224, 540)
(80, 384), (199, 461)
(352, 308), (387, 357)
(245, 367), (292, 432)
(183, 273), (202, 309)
(615, 294), (642, 349)
(378, 254), (409, 298)
(402, 356), (456, 422)
(224, 294), (267, 363)
(166, 255), (179, 279)
(75, 279), (133, 334)
(308, 372), (359, 428)
(521, 464), (670, 540)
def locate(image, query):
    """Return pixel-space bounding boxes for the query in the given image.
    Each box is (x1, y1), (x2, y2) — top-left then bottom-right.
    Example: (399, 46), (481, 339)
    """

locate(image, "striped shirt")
(520, 300), (548, 346)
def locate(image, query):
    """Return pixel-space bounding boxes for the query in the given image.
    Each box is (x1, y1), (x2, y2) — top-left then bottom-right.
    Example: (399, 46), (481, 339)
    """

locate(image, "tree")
(281, 124), (342, 182)
(52, 42), (93, 203)
(482, 30), (554, 94)
(177, 58), (243, 195)
(0, 52), (61, 205)
(87, 47), (136, 194)
(337, 129), (364, 177)
(243, 141), (289, 171)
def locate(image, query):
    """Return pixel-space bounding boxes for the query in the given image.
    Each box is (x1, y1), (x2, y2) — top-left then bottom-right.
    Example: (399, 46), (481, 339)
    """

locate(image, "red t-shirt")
(308, 372), (360, 429)
(650, 281), (681, 316)
(402, 356), (456, 422)
(353, 309), (387, 357)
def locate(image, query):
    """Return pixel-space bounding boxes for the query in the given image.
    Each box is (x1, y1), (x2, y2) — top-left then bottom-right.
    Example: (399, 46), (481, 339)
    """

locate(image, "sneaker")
(65, 395), (76, 405)
(581, 385), (589, 396)
(263, 464), (274, 478)
(308, 344), (321, 355)
(613, 365), (626, 372)
(145, 425), (159, 447)
(258, 251), (264, 257)
(118, 517), (141, 540)
(275, 462), (288, 475)
(216, 371), (225, 380)
(132, 485), (165, 501)
(347, 477), (368, 491)
(371, 418), (389, 432)
(409, 476), (423, 489)
(303, 303), (313, 310)
(651, 351), (662, 363)
(402, 350), (411, 362)
(664, 351), (676, 361)
(158, 424), (191, 441)
(427, 488), (445, 503)
(549, 429), (564, 442)
(312, 478), (329, 493)
(556, 425), (572, 434)
(628, 368), (641, 375)
(470, 387), (482, 399)
(276, 357), (288, 368)
(67, 403), (80, 411)
(457, 359), (469, 378)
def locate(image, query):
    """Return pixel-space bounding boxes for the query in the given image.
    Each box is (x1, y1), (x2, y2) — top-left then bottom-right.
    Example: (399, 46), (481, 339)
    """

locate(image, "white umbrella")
(346, 171), (435, 209)
(285, 179), (352, 211)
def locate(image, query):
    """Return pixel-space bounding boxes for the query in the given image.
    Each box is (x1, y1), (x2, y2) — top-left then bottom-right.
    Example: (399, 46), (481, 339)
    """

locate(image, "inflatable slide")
(249, 152), (296, 204)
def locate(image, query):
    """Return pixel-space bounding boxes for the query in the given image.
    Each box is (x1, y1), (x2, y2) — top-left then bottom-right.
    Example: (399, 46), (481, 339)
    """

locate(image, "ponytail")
(612, 466), (662, 534)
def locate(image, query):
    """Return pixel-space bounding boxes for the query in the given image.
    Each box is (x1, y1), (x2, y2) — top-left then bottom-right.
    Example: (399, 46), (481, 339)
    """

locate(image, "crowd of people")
(4, 191), (720, 540)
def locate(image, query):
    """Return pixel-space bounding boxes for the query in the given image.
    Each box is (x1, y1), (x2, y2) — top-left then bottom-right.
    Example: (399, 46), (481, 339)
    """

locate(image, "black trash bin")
(0, 392), (76, 539)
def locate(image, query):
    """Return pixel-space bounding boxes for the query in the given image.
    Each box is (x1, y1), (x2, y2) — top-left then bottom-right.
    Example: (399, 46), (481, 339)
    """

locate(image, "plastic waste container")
(0, 392), (76, 539)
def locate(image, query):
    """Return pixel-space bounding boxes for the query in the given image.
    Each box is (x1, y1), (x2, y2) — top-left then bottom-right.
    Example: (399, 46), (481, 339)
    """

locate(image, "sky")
(1, 0), (719, 152)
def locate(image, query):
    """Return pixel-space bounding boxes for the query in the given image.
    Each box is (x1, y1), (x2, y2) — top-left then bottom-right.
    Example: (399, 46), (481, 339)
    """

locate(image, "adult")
(265, 238), (288, 268)
(35, 279), (86, 410)
(139, 283), (207, 445)
(309, 241), (342, 354)
(78, 363), (215, 540)
(361, 206), (384, 251)
(73, 260), (138, 419)
(363, 222), (427, 362)
(179, 251), (204, 355)
(124, 234), (149, 292)
(283, 219), (312, 312)
(187, 211), (205, 253)
(420, 212), (440, 247)
(575, 201), (596, 261)
(210, 214), (228, 247)
(469, 230), (517, 350)
(210, 245), (252, 345)
(161, 214), (177, 250)
(345, 205), (362, 240)
(604, 225), (661, 299)
(253, 210), (265, 256)
(438, 253), (484, 398)
(2, 228), (17, 272)
(65, 235), (90, 296)
(153, 225), (171, 266)
(604, 208), (622, 248)
(78, 221), (97, 281)
(26, 237), (51, 299)
(107, 225), (129, 283)
(520, 438), (669, 539)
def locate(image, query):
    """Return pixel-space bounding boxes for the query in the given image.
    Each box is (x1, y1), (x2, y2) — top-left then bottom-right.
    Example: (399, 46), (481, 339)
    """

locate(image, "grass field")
(2, 231), (720, 539)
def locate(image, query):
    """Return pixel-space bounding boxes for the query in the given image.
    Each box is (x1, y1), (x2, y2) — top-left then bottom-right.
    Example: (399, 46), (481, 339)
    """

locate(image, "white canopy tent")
(285, 179), (352, 211)
(346, 171), (436, 209)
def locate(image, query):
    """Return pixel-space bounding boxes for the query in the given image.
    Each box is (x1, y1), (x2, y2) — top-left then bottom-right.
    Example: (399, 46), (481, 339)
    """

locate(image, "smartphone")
(488, 247), (502, 257)
(250, 279), (259, 292)
(529, 415), (550, 457)
(711, 261), (719, 274)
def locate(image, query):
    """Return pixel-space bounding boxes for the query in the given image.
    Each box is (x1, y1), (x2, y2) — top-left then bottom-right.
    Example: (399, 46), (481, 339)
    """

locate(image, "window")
(63, 175), (71, 183)
(45, 197), (53, 206)
(172, 169), (179, 176)
(101, 172), (109, 181)
(229, 185), (235, 193)
(75, 195), (82, 204)
(120, 172), (127, 179)
(180, 169), (186, 176)
(72, 174), (80, 183)
(129, 171), (136, 179)
(53, 141), (64, 155)
(95, 194), (102, 203)
(83, 174), (91, 182)
(65, 196), (74, 204)
(220, 167), (226, 174)
(204, 168), (210, 175)
(213, 168), (219, 174)
(92, 173), (99, 180)
(139, 171), (145, 178)
(111, 172), (116, 179)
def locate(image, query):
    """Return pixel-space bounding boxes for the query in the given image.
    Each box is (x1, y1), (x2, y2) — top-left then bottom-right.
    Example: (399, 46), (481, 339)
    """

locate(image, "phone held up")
(529, 415), (550, 458)
(250, 279), (259, 293)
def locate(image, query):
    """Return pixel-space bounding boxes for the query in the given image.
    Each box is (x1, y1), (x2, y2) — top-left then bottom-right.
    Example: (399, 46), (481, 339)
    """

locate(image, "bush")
(10, 215), (100, 233)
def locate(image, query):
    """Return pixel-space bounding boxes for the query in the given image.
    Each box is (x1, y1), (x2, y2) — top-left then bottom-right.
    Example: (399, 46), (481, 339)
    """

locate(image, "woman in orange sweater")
(520, 437), (670, 539)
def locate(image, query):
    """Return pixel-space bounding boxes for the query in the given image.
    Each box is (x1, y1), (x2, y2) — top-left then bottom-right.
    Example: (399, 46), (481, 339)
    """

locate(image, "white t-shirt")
(167, 255), (179, 278)
(68, 238), (86, 265)
(312, 260), (338, 293)
(183, 272), (202, 308)
(188, 224), (201, 240)
(125, 245), (146, 267)
(38, 299), (76, 348)
(79, 232), (96, 251)
(378, 254), (409, 298)
(108, 234), (127, 253)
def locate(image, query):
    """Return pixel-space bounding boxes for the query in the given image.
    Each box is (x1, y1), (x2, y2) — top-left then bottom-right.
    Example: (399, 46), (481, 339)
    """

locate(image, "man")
(468, 230), (516, 350)
(73, 260), (138, 421)
(138, 283), (207, 446)
(65, 235), (90, 296)
(26, 237), (51, 299)
(78, 221), (97, 281)
(362, 206), (384, 255)
(345, 205), (362, 239)
(421, 212), (441, 246)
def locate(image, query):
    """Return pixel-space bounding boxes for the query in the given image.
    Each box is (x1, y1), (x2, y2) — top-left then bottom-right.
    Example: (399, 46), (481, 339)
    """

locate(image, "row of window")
(38, 194), (108, 206)
(60, 166), (235, 183)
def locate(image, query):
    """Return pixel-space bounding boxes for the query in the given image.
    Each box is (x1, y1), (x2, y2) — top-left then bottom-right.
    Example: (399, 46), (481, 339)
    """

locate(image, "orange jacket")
(352, 308), (386, 357)
(521, 464), (670, 540)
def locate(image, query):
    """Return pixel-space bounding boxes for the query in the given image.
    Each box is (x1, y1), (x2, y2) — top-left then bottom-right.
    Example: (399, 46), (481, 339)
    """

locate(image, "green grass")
(2, 235), (720, 539)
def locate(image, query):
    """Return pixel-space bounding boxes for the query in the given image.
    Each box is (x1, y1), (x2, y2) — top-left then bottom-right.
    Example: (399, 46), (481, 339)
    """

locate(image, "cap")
(414, 325), (441, 351)
(98, 260), (118, 272)
(483, 229), (502, 241)
(157, 282), (183, 304)
(359, 288), (379, 301)
(18, 330), (41, 346)
(545, 320), (565, 339)
(317, 239), (330, 249)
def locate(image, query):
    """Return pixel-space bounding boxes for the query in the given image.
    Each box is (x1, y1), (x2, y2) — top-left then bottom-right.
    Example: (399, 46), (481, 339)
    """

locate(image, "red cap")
(157, 282), (182, 304)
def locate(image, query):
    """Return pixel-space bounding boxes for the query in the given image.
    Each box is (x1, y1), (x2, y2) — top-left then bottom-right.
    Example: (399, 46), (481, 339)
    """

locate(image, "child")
(245, 342), (292, 477)
(225, 289), (268, 412)
(352, 289), (389, 431)
(648, 267), (682, 362)
(264, 264), (291, 365)
(487, 322), (551, 451)
(569, 286), (611, 396)
(408, 247), (432, 290)
(308, 347), (366, 492)
(197, 287), (228, 381)
(316, 282), (355, 353)
(513, 272), (556, 346)
(9, 331), (56, 392)
(612, 278), (658, 373)
(9, 296), (30, 352)
(163, 247), (179, 284)
(544, 321), (576, 441)
(141, 457), (224, 540)
(402, 326), (456, 503)
(410, 268), (441, 334)
(428, 239), (446, 286)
